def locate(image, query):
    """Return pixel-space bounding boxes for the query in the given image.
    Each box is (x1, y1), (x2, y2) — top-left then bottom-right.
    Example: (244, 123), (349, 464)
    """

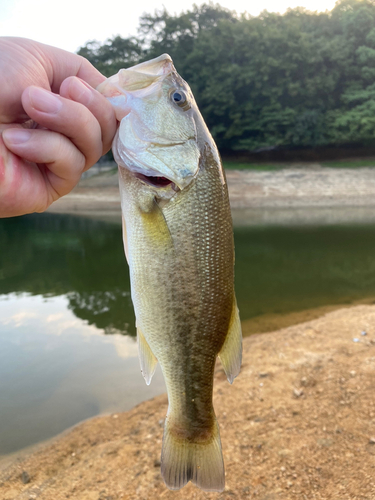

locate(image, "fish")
(97, 54), (242, 492)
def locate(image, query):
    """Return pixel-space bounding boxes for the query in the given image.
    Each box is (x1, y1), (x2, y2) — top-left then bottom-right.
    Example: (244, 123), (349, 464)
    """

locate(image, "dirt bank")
(1, 306), (375, 500)
(46, 165), (375, 218)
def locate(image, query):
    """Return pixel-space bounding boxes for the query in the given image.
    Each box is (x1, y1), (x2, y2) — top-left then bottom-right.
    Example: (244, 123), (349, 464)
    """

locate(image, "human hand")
(0, 37), (117, 217)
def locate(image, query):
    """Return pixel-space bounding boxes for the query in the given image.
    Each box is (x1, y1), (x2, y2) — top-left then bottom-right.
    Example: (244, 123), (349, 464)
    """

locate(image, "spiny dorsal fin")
(137, 327), (158, 385)
(218, 298), (242, 384)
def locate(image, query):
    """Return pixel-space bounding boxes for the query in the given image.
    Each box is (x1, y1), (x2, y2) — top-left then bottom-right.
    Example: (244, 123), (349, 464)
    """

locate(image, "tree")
(77, 36), (143, 77)
(78, 0), (375, 151)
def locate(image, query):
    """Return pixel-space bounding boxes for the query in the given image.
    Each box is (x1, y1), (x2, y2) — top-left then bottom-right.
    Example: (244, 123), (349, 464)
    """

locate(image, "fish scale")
(98, 53), (242, 492)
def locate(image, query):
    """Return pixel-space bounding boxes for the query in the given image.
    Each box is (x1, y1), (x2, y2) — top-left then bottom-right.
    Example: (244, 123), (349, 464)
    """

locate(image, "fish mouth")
(135, 173), (180, 191)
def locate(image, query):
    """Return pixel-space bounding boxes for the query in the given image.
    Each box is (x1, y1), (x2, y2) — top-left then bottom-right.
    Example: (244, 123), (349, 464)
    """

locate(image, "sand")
(1, 305), (375, 500)
(46, 165), (375, 221)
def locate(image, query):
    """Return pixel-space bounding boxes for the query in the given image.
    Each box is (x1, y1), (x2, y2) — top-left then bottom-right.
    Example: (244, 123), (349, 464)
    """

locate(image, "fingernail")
(29, 87), (62, 114)
(3, 129), (31, 144)
(69, 79), (93, 106)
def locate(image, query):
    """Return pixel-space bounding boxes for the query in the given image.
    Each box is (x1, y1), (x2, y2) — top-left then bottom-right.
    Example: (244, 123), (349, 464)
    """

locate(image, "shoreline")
(46, 166), (375, 220)
(1, 305), (375, 499)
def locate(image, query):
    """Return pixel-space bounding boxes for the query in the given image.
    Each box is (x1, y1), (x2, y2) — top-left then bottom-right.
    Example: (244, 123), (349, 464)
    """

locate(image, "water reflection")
(0, 293), (165, 456)
(0, 214), (135, 336)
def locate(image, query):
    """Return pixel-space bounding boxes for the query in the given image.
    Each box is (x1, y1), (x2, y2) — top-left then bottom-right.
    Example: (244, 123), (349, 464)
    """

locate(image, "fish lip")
(97, 55), (173, 98)
(107, 95), (130, 121)
(126, 54), (173, 76)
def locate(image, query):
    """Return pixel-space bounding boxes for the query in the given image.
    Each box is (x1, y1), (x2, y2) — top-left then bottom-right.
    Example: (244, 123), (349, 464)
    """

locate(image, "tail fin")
(160, 416), (224, 492)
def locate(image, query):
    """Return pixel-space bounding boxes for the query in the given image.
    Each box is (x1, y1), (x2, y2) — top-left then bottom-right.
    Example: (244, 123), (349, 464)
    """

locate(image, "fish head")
(98, 54), (204, 192)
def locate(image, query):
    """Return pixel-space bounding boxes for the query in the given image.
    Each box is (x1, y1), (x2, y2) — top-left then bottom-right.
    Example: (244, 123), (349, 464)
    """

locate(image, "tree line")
(78, 0), (375, 153)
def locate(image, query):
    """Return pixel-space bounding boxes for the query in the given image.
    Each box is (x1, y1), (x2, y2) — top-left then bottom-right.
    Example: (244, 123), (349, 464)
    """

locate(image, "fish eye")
(171, 90), (187, 107)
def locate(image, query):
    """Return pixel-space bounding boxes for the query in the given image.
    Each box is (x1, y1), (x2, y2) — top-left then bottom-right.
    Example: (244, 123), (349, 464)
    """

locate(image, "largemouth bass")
(98, 55), (242, 492)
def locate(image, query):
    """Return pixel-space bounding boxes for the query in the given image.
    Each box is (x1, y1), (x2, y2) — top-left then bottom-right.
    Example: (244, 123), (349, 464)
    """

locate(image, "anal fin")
(137, 327), (157, 385)
(218, 297), (242, 384)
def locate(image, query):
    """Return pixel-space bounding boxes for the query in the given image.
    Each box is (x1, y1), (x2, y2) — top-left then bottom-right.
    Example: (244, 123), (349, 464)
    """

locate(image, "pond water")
(1, 210), (375, 457)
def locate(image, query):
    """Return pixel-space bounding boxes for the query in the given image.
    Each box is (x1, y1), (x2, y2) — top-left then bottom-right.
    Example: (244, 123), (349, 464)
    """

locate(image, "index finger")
(33, 39), (106, 92)
(3, 37), (105, 93)
(0, 37), (106, 124)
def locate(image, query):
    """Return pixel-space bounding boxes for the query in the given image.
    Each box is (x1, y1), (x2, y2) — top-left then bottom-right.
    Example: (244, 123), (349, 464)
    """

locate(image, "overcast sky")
(1, 0), (337, 53)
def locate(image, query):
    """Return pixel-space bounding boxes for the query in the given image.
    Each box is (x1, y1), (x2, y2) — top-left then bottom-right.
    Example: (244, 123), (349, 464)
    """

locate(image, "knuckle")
(54, 133), (85, 172)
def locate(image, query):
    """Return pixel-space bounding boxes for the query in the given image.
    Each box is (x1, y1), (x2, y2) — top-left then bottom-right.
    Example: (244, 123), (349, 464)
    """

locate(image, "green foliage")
(222, 161), (285, 170)
(78, 0), (375, 151)
(77, 36), (143, 77)
(223, 158), (375, 169)
(321, 158), (375, 167)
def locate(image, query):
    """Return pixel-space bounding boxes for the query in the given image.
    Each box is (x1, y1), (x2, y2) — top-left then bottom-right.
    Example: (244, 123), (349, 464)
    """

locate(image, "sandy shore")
(46, 165), (375, 221)
(1, 306), (375, 499)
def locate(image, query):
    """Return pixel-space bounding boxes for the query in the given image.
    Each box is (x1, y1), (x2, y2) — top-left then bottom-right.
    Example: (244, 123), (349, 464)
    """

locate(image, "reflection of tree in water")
(67, 290), (135, 337)
(0, 213), (136, 336)
(4, 213), (375, 333)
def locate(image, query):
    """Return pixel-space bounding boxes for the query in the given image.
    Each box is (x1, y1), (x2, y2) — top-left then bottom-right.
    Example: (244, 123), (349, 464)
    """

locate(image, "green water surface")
(2, 213), (375, 329)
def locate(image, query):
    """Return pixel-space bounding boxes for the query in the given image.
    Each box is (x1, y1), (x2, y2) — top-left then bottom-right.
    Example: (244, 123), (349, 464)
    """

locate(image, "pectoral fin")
(218, 298), (242, 384)
(137, 327), (158, 385)
(139, 198), (174, 251)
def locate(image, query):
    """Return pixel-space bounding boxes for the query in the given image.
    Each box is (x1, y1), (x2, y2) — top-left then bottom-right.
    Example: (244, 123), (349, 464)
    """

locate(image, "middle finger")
(60, 76), (118, 155)
(22, 86), (104, 170)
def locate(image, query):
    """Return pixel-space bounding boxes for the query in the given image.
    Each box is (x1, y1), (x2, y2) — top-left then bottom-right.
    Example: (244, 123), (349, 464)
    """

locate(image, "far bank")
(47, 164), (375, 220)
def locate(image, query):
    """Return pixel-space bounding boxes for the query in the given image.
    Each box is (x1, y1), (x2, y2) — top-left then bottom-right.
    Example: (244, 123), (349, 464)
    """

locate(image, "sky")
(1, 0), (337, 54)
